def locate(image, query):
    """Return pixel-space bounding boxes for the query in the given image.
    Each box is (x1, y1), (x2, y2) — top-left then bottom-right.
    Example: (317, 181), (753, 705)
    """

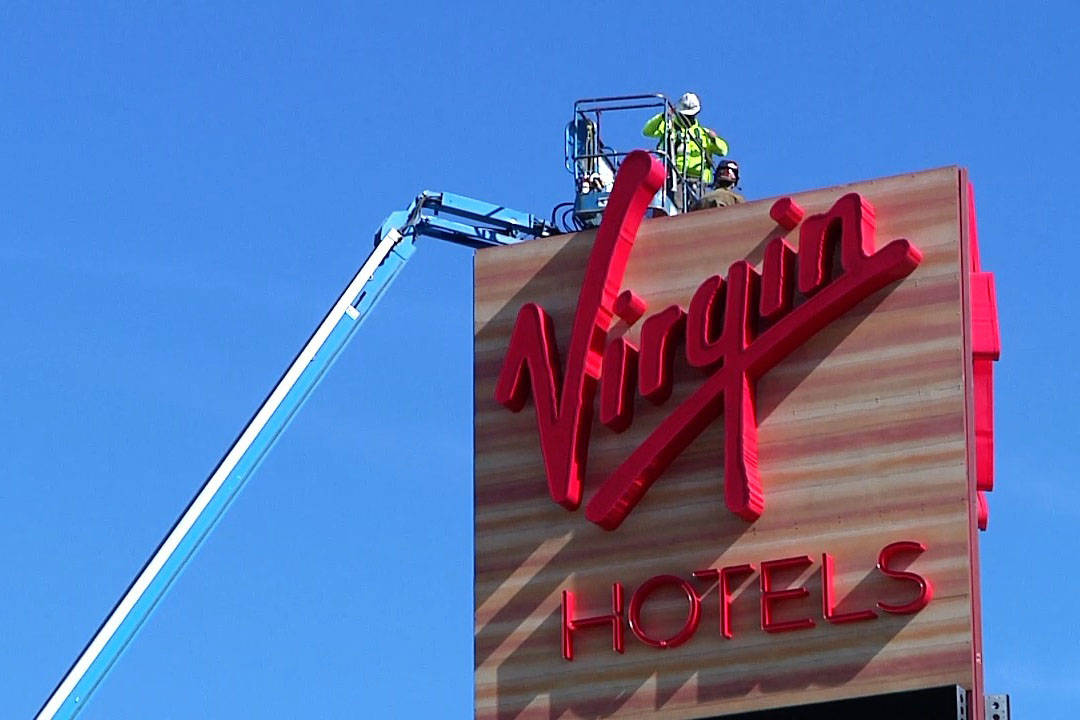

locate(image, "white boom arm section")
(38, 190), (552, 718)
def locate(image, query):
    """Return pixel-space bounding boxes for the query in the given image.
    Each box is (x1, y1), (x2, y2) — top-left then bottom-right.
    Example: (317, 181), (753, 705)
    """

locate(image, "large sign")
(474, 153), (998, 719)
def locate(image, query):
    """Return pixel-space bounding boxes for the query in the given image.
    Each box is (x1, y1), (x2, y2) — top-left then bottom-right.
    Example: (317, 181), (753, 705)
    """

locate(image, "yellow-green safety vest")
(642, 113), (729, 183)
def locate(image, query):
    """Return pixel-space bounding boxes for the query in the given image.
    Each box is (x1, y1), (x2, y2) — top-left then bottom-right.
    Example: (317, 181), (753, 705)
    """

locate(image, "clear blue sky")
(2, 2), (1076, 717)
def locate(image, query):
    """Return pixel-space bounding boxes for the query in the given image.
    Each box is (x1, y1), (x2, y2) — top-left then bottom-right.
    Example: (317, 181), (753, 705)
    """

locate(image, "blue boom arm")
(37, 192), (552, 719)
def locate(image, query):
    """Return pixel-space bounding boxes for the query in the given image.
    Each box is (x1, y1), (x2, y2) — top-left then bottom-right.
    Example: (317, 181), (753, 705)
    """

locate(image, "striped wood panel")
(475, 167), (978, 719)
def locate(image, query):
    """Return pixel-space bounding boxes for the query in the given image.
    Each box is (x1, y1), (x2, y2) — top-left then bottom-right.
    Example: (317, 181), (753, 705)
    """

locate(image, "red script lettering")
(496, 151), (922, 528)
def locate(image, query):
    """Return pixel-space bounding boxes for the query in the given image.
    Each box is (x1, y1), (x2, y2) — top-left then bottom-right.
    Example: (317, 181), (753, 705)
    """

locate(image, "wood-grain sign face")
(474, 162), (986, 719)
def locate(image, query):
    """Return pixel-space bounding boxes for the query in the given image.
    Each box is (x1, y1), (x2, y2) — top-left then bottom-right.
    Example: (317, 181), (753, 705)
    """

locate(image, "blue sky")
(1, 2), (1077, 717)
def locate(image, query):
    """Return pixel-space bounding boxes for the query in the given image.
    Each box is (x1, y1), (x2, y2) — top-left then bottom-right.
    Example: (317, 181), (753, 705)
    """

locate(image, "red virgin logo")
(495, 151), (922, 529)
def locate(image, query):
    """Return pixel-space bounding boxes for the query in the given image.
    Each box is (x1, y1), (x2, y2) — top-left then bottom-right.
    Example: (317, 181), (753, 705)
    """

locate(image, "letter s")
(876, 541), (933, 614)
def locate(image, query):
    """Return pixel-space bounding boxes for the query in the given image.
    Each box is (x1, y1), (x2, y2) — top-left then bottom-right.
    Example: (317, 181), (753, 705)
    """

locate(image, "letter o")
(628, 575), (701, 649)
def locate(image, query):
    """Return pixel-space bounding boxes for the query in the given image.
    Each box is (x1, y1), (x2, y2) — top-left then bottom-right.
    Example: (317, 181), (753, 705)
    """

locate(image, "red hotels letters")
(560, 541), (932, 660)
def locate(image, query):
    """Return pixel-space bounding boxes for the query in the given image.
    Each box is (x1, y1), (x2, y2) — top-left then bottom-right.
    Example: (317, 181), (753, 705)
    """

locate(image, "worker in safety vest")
(695, 159), (745, 210)
(643, 92), (728, 208)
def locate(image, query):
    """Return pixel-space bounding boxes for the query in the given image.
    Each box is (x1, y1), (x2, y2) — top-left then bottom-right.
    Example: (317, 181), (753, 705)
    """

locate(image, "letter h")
(561, 584), (625, 661)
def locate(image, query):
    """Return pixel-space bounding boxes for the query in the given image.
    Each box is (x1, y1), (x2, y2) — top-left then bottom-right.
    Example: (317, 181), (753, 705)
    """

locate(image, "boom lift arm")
(38, 192), (554, 719)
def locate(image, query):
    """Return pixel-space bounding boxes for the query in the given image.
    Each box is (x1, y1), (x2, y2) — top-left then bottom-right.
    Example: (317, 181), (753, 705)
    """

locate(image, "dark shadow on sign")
(474, 230), (595, 613)
(755, 287), (896, 421)
(488, 493), (755, 720)
(754, 565), (918, 695)
(743, 225), (789, 268)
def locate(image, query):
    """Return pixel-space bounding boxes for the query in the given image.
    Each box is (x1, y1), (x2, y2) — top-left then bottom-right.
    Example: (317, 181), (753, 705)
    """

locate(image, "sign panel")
(475, 158), (989, 719)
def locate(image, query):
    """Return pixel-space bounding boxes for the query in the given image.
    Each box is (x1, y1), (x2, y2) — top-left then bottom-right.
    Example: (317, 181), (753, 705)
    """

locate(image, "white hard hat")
(676, 91), (701, 116)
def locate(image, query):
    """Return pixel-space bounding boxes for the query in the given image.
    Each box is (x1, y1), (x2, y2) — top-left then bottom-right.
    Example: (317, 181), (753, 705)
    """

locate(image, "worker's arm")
(642, 113), (666, 138)
(704, 127), (729, 157)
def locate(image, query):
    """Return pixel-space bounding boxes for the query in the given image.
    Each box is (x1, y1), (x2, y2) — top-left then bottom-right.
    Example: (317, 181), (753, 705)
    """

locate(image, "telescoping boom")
(37, 192), (553, 719)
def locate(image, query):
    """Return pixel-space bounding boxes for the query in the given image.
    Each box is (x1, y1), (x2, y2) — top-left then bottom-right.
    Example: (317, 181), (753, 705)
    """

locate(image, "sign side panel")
(958, 169), (986, 719)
